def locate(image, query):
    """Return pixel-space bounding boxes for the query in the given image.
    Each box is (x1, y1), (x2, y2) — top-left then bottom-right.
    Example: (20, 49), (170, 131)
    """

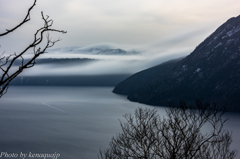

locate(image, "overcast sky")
(0, 0), (240, 76)
(1, 0), (240, 53)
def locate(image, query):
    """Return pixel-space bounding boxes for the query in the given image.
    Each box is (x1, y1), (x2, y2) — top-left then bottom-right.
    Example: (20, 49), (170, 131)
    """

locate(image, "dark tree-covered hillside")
(113, 15), (240, 111)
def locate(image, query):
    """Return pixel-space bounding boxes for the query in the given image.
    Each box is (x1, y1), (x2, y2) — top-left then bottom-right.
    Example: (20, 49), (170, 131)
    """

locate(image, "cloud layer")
(1, 0), (240, 76)
(20, 44), (189, 76)
(1, 0), (240, 53)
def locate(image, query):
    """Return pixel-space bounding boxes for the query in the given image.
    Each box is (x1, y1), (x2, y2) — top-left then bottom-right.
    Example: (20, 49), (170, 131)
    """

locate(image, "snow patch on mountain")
(213, 42), (222, 50)
(195, 68), (201, 73)
(227, 24), (240, 37)
(181, 65), (188, 71)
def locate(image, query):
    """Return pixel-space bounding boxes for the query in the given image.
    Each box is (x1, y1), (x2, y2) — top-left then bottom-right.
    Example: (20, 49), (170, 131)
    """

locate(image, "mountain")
(113, 58), (183, 95)
(82, 48), (138, 55)
(113, 15), (240, 111)
(13, 58), (95, 66)
(12, 75), (130, 86)
(48, 45), (139, 56)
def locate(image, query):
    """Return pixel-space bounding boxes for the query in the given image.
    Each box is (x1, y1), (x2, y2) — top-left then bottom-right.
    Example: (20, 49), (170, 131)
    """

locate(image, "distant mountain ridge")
(113, 15), (240, 111)
(13, 58), (95, 66)
(48, 46), (139, 56)
(82, 48), (138, 55)
(12, 75), (130, 86)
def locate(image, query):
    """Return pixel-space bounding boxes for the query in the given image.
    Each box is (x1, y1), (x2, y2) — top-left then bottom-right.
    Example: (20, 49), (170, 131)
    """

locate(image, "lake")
(0, 86), (239, 159)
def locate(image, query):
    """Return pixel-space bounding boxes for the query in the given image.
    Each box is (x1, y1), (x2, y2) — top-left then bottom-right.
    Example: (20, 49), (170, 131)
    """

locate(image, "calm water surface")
(0, 86), (239, 159)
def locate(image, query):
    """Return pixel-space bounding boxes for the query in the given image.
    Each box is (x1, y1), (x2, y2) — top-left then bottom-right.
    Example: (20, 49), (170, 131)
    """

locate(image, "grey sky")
(1, 0), (240, 75)
(1, 0), (240, 51)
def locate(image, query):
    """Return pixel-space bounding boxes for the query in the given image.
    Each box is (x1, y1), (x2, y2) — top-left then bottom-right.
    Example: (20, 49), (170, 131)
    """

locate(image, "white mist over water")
(20, 44), (190, 76)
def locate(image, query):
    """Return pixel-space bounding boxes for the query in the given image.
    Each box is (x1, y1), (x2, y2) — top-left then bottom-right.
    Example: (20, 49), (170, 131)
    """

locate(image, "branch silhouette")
(0, 0), (36, 36)
(99, 100), (238, 159)
(0, 0), (66, 97)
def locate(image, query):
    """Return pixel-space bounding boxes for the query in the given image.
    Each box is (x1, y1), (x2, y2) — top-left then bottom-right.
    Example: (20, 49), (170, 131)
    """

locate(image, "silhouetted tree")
(0, 0), (66, 97)
(98, 100), (237, 159)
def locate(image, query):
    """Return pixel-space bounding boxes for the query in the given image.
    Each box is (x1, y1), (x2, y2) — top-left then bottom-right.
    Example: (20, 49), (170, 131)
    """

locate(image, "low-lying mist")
(21, 43), (191, 76)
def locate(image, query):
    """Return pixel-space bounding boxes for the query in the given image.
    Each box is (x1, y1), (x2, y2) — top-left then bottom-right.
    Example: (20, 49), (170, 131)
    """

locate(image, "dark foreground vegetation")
(99, 100), (238, 159)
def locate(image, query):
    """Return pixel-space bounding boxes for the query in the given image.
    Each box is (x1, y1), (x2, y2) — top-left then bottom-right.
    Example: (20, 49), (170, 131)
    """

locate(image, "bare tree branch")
(0, 0), (66, 97)
(99, 100), (238, 159)
(0, 0), (37, 36)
